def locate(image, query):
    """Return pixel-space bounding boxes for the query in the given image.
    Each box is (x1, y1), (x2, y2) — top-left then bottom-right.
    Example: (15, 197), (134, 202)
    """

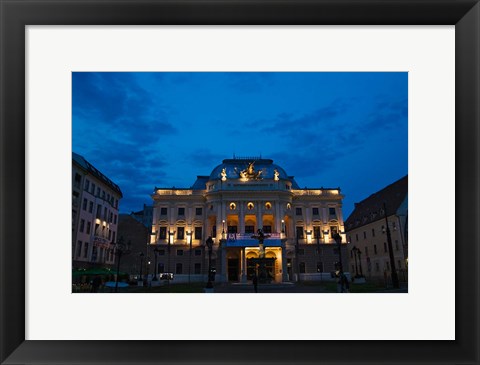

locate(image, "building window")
(296, 226), (304, 239)
(84, 243), (89, 258)
(314, 226), (321, 239)
(395, 240), (399, 251)
(76, 241), (82, 257)
(286, 203), (291, 210)
(96, 204), (101, 219)
(317, 262), (324, 273)
(84, 179), (90, 191)
(194, 263), (201, 274)
(91, 183), (95, 195)
(82, 198), (88, 211)
(178, 207), (185, 216)
(89, 201), (93, 213)
(245, 225), (254, 234)
(212, 225), (217, 237)
(247, 202), (254, 210)
(157, 226), (166, 240)
(74, 173), (82, 188)
(160, 207), (167, 215)
(299, 262), (306, 273)
(196, 207), (203, 215)
(329, 207), (336, 217)
(375, 262), (380, 272)
(194, 226), (202, 240)
(79, 219), (85, 232)
(355, 233), (359, 242)
(398, 260), (402, 269)
(176, 263), (182, 274)
(114, 214), (117, 224)
(312, 207), (319, 215)
(263, 226), (272, 233)
(96, 187), (100, 197)
(372, 228), (375, 237)
(363, 231), (367, 239)
(374, 245), (377, 254)
(365, 246), (369, 256)
(265, 202), (272, 210)
(297, 249), (305, 255)
(177, 249), (184, 256)
(158, 263), (165, 274)
(195, 249), (202, 256)
(229, 202), (236, 210)
(177, 227), (185, 240)
(386, 261), (390, 271)
(295, 207), (302, 216)
(384, 242), (387, 253)
(86, 222), (91, 234)
(157, 249), (165, 256)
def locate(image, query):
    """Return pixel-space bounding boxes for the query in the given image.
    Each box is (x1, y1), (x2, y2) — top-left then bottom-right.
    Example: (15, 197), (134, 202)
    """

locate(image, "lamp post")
(383, 202), (400, 289)
(152, 246), (161, 281)
(113, 237), (130, 293)
(351, 246), (359, 277)
(205, 236), (214, 289)
(146, 259), (151, 286)
(186, 230), (192, 283)
(139, 252), (144, 282)
(333, 233), (343, 273)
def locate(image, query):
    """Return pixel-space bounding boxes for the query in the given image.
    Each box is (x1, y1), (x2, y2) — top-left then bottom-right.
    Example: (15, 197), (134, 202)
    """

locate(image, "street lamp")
(186, 230), (193, 283)
(113, 237), (130, 293)
(351, 246), (359, 277)
(333, 233), (343, 273)
(152, 246), (161, 281)
(205, 236), (214, 289)
(138, 252), (144, 285)
(383, 202), (400, 289)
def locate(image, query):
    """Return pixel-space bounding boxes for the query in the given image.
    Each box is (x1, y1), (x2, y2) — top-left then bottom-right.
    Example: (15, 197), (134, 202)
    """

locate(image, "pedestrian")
(91, 275), (102, 293)
(252, 273), (258, 293)
(340, 272), (350, 293)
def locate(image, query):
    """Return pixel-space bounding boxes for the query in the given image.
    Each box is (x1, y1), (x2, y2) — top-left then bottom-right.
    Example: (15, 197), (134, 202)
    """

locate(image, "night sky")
(72, 72), (408, 218)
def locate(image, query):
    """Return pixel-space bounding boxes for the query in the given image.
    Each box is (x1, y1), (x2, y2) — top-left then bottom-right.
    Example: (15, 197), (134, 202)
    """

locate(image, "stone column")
(241, 247), (247, 282)
(239, 200), (245, 234)
(256, 201), (263, 231)
(281, 242), (288, 282)
(275, 200), (281, 234)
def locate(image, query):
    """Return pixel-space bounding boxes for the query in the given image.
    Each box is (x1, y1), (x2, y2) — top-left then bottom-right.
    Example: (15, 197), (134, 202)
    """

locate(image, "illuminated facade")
(72, 153), (123, 270)
(150, 157), (347, 283)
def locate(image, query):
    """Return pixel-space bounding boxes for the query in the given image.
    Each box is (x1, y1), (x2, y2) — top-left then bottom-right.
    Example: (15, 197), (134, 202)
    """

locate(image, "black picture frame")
(1, 1), (478, 364)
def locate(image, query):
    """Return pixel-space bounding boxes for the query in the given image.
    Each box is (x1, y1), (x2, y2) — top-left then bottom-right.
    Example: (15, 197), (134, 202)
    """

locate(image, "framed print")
(1, 0), (478, 364)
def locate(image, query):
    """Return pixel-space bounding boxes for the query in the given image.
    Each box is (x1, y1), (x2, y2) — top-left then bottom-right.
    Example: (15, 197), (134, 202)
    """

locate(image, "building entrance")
(227, 258), (239, 281)
(247, 258), (276, 282)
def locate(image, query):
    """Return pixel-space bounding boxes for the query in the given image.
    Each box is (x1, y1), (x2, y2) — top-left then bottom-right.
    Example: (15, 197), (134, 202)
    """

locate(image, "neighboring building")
(72, 153), (123, 270)
(131, 204), (153, 230)
(150, 157), (348, 283)
(345, 175), (408, 284)
(117, 214), (149, 277)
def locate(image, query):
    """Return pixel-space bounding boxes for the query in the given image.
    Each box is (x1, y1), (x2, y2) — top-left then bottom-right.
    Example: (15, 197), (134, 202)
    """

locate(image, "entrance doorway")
(227, 258), (239, 281)
(247, 258), (276, 282)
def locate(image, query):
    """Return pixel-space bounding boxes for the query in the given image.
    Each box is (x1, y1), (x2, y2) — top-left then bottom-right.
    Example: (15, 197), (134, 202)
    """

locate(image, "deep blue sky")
(72, 72), (407, 218)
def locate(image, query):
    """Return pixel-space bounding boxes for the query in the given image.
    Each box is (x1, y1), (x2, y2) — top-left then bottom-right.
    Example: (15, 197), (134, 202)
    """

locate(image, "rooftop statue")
(239, 161), (263, 180)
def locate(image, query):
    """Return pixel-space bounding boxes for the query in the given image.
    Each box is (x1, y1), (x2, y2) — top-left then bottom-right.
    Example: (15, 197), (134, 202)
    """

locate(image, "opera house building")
(150, 157), (348, 283)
